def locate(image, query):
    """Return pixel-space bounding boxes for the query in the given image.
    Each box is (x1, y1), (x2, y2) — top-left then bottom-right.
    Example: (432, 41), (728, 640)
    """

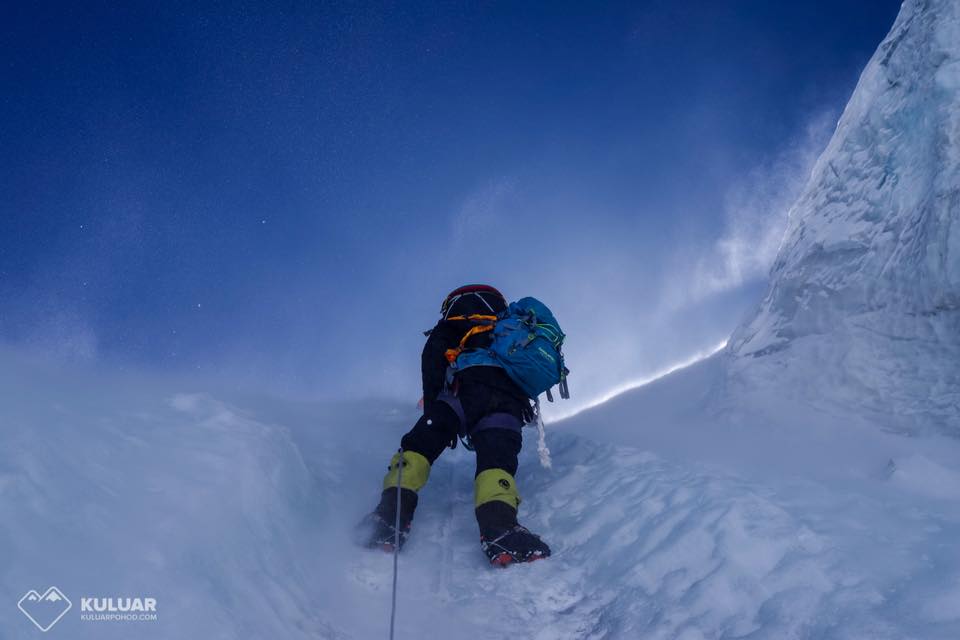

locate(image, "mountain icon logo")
(18, 587), (72, 632)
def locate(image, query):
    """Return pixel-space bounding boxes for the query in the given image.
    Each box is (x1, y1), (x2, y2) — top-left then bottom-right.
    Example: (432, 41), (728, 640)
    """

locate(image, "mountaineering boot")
(480, 522), (552, 566)
(360, 450), (431, 552)
(360, 487), (418, 551)
(474, 469), (551, 566)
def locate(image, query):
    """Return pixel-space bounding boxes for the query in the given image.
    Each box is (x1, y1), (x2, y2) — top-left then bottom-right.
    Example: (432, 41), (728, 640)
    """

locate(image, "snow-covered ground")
(2, 347), (959, 639)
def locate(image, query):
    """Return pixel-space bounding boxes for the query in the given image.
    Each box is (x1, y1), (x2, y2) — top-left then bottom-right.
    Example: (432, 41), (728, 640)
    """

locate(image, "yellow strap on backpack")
(444, 314), (498, 364)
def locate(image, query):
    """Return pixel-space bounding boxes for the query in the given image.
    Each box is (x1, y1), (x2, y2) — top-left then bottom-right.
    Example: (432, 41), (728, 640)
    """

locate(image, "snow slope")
(728, 0), (960, 435)
(3, 347), (960, 639)
(0, 355), (333, 639)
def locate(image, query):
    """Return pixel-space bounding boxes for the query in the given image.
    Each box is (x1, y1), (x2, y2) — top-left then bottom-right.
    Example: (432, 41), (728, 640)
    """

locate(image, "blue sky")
(1, 1), (901, 404)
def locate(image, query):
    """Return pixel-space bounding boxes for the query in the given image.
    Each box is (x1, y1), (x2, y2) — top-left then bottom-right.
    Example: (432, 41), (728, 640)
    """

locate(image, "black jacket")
(421, 292), (531, 424)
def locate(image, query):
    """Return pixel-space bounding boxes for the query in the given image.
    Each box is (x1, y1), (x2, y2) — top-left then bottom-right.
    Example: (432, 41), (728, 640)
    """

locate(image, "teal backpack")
(450, 297), (570, 402)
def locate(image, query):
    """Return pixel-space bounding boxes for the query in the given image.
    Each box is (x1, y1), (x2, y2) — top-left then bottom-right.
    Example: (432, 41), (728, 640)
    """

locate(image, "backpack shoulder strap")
(442, 314), (498, 364)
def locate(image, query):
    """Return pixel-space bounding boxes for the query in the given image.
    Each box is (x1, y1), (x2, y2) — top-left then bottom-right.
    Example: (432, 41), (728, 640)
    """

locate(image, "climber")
(360, 284), (567, 566)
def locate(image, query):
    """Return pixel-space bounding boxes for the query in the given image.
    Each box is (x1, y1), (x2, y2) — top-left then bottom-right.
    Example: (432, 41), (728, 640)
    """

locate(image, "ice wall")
(728, 0), (960, 433)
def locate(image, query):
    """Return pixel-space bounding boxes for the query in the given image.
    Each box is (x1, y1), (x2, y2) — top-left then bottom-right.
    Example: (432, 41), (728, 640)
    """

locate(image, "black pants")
(404, 367), (529, 477)
(382, 369), (531, 534)
(401, 400), (522, 478)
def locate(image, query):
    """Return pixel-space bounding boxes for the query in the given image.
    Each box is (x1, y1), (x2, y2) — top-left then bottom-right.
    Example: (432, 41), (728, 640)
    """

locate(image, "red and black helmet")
(440, 284), (506, 318)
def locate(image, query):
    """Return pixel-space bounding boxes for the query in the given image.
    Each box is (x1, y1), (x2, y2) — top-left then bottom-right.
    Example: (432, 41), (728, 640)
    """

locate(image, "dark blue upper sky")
(1, 1), (902, 403)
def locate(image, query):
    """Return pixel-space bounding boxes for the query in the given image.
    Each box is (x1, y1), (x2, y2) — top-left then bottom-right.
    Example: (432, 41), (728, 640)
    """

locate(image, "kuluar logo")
(18, 587), (72, 632)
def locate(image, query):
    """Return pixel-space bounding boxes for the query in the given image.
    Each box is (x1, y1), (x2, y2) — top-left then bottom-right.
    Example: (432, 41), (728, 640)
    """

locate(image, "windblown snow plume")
(728, 0), (960, 434)
(688, 114), (834, 304)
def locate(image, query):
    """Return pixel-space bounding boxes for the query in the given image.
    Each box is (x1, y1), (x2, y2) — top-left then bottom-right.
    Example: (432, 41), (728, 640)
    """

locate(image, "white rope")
(535, 401), (552, 469)
(389, 449), (402, 640)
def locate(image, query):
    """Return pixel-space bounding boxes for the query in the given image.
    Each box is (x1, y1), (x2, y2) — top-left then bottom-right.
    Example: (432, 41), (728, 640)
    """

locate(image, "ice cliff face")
(728, 0), (960, 434)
